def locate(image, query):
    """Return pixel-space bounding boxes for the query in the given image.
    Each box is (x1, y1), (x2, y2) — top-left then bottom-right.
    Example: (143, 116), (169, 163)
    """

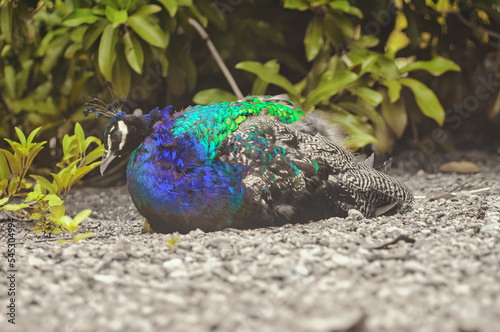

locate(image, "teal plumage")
(90, 95), (413, 233)
(170, 96), (303, 158)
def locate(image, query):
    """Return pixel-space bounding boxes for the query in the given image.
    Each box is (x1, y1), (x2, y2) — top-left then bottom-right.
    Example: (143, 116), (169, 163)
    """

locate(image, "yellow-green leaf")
(383, 79), (402, 102)
(4, 65), (16, 98)
(385, 13), (410, 57)
(98, 24), (118, 81)
(329, 1), (363, 18)
(349, 87), (383, 106)
(306, 71), (358, 106)
(235, 61), (298, 96)
(74, 122), (86, 154)
(74, 231), (94, 242)
(157, 0), (178, 17)
(0, 149), (20, 176)
(123, 31), (144, 74)
(128, 15), (168, 48)
(0, 152), (10, 180)
(304, 18), (323, 62)
(112, 47), (132, 98)
(400, 56), (460, 76)
(74, 209), (92, 226)
(193, 89), (236, 105)
(400, 77), (445, 125)
(1, 203), (29, 211)
(83, 20), (108, 50)
(63, 8), (99, 27)
(382, 96), (407, 138)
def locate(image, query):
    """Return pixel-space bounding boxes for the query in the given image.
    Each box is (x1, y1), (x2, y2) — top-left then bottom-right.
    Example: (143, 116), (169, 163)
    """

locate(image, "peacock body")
(94, 96), (413, 233)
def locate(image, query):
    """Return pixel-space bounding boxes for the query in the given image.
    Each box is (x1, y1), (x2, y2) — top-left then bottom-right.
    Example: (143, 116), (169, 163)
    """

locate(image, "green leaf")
(339, 102), (385, 127)
(16, 59), (34, 98)
(84, 148), (105, 165)
(98, 23), (118, 81)
(71, 165), (93, 184)
(193, 89), (237, 104)
(14, 127), (27, 147)
(74, 232), (94, 242)
(1, 5), (12, 43)
(73, 209), (92, 227)
(283, 0), (309, 10)
(45, 194), (63, 206)
(383, 79), (402, 102)
(51, 204), (66, 219)
(128, 15), (168, 48)
(251, 60), (280, 95)
(3, 139), (23, 157)
(51, 172), (64, 194)
(58, 215), (76, 232)
(236, 61), (298, 96)
(112, 46), (132, 98)
(349, 87), (383, 106)
(0, 149), (20, 176)
(3, 65), (16, 98)
(187, 4), (208, 26)
(331, 109), (377, 149)
(400, 77), (445, 125)
(7, 177), (19, 196)
(385, 13), (410, 57)
(134, 4), (162, 16)
(157, 0), (178, 17)
(106, 7), (128, 26)
(26, 127), (41, 147)
(0, 152), (10, 180)
(63, 8), (99, 27)
(400, 56), (461, 76)
(37, 28), (67, 57)
(83, 20), (108, 50)
(30, 175), (57, 194)
(25, 142), (46, 173)
(329, 1), (363, 18)
(381, 96), (407, 138)
(373, 56), (401, 80)
(41, 34), (70, 74)
(123, 31), (144, 74)
(306, 71), (358, 106)
(1, 203), (29, 211)
(74, 122), (86, 154)
(304, 18), (323, 62)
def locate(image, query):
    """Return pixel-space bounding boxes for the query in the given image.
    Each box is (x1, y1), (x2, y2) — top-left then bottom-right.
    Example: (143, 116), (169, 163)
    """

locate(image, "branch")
(412, 9), (500, 41)
(187, 18), (243, 99)
(454, 11), (500, 41)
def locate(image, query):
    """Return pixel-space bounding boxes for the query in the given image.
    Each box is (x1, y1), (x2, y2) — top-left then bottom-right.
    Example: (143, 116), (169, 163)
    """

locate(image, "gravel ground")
(1, 150), (500, 332)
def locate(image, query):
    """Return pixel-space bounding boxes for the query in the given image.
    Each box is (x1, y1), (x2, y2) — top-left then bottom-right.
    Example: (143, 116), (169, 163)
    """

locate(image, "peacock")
(85, 95), (413, 234)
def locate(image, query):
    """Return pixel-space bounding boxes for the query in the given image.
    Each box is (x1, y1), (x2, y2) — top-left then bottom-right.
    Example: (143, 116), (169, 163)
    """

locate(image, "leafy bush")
(195, 0), (462, 152)
(0, 123), (102, 237)
(1, 0), (498, 155)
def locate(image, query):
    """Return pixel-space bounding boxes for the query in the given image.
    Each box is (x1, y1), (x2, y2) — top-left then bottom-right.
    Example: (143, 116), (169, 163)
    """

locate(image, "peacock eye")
(111, 132), (122, 144)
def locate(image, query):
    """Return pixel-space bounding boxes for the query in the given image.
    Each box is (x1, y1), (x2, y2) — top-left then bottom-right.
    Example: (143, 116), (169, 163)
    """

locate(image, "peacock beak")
(100, 149), (116, 175)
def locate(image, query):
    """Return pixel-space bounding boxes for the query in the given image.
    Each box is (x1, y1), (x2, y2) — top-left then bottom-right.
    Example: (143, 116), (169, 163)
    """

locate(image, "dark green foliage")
(0, 0), (498, 154)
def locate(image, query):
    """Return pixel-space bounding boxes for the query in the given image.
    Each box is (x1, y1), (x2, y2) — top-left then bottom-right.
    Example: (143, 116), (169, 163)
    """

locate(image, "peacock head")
(84, 93), (148, 175)
(99, 113), (145, 175)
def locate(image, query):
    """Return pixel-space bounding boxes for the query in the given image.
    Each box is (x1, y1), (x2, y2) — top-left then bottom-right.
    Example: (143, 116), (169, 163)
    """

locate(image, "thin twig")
(454, 11), (500, 41)
(187, 18), (243, 99)
(412, 9), (500, 41)
(414, 186), (491, 200)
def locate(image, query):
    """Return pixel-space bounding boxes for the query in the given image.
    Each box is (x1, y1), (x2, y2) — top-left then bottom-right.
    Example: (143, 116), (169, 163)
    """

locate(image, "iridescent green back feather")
(171, 96), (304, 158)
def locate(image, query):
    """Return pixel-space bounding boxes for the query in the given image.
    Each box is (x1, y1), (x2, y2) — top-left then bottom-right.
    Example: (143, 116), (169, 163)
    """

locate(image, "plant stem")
(187, 18), (244, 99)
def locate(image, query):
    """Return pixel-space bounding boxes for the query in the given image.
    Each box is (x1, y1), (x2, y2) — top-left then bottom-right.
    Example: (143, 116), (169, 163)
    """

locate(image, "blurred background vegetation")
(0, 0), (499, 167)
